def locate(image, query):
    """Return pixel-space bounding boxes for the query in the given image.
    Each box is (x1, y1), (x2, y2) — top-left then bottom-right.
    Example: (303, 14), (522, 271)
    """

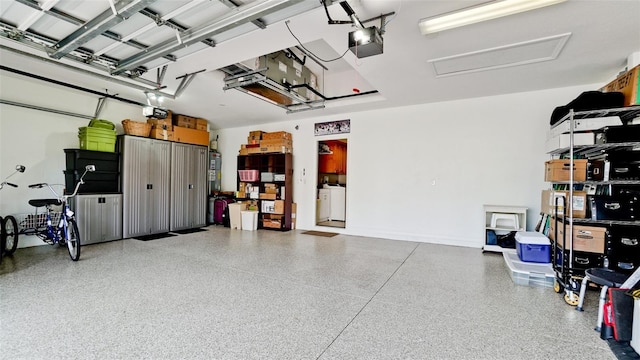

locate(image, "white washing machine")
(324, 184), (345, 221)
(318, 188), (330, 222)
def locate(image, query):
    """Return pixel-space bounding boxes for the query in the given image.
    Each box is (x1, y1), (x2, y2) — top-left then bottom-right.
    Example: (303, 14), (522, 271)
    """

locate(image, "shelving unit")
(237, 153), (293, 231)
(546, 106), (640, 305)
(483, 205), (527, 253)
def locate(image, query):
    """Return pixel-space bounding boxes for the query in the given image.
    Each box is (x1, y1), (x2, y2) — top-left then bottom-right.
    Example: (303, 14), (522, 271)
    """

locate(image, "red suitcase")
(214, 198), (234, 226)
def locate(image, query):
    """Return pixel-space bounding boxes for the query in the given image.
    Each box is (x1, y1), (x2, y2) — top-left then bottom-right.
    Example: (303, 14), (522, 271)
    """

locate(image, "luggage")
(549, 91), (625, 126)
(214, 198), (234, 226)
(603, 288), (634, 341)
(595, 124), (640, 144)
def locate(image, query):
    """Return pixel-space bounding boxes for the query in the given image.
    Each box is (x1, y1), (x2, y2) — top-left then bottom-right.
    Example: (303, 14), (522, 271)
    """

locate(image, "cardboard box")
(239, 148), (249, 156)
(173, 114), (198, 129)
(262, 214), (284, 229)
(249, 130), (264, 139)
(247, 138), (260, 145)
(147, 118), (173, 130)
(541, 190), (588, 218)
(259, 193), (277, 200)
(261, 199), (284, 214)
(260, 138), (293, 147)
(249, 145), (292, 154)
(195, 118), (208, 131)
(262, 131), (292, 140)
(173, 126), (209, 146)
(556, 225), (607, 254)
(264, 183), (277, 194)
(149, 128), (174, 141)
(544, 159), (588, 182)
(601, 65), (640, 106)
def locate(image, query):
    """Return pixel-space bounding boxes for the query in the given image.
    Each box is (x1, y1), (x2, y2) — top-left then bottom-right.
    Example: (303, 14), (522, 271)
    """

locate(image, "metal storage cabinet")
(121, 135), (171, 238)
(170, 143), (208, 231)
(72, 194), (122, 245)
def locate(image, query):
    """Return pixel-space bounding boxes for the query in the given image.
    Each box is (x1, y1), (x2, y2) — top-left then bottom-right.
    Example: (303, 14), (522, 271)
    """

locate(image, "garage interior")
(1, 0), (640, 358)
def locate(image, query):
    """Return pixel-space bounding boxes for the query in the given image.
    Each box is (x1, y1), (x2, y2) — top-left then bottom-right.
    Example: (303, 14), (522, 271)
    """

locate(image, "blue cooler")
(515, 231), (551, 263)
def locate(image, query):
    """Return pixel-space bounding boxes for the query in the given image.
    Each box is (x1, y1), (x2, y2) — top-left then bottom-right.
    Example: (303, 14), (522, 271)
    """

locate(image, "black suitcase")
(595, 124), (640, 143)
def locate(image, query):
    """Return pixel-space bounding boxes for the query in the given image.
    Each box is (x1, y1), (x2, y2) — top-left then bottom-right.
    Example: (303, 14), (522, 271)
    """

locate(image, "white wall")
(0, 72), (141, 247)
(213, 84), (599, 248)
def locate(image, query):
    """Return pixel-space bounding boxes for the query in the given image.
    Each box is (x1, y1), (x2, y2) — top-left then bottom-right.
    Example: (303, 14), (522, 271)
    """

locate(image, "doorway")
(316, 139), (347, 228)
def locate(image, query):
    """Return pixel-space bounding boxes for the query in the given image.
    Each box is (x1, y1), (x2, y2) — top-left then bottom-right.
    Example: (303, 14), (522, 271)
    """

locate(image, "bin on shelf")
(241, 210), (258, 231)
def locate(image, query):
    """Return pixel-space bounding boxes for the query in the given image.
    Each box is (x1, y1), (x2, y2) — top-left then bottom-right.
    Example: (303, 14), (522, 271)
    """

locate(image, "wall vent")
(428, 33), (571, 77)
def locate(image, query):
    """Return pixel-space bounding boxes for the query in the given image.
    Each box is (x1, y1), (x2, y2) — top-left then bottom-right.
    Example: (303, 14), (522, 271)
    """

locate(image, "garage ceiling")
(0, 0), (639, 129)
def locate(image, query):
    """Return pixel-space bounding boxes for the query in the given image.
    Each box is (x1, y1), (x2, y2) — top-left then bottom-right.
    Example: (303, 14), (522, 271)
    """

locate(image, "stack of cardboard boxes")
(239, 130), (293, 155)
(147, 112), (210, 147)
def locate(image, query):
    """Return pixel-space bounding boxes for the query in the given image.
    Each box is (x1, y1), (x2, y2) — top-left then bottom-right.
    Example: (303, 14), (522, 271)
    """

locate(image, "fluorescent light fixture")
(418, 0), (568, 35)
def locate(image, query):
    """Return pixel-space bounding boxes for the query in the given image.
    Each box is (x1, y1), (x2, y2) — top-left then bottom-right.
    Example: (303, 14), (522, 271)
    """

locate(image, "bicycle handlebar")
(27, 165), (95, 200)
(5, 182), (17, 188)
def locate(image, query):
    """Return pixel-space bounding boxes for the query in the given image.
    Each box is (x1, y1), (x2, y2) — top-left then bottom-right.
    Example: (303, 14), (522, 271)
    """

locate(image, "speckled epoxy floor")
(0, 227), (614, 359)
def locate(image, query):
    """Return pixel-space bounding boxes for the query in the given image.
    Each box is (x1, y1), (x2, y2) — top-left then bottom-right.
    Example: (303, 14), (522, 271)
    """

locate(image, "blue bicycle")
(21, 165), (95, 261)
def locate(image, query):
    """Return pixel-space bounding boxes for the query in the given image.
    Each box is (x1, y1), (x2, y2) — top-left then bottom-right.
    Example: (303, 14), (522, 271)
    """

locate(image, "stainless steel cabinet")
(170, 143), (208, 231)
(121, 135), (171, 238)
(72, 194), (122, 245)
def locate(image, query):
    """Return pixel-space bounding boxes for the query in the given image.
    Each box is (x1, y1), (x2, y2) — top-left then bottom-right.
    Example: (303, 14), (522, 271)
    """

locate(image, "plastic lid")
(515, 231), (550, 245)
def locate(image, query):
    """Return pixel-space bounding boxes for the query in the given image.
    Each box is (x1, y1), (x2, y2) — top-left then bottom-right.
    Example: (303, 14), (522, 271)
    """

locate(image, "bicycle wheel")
(3, 215), (19, 255)
(0, 215), (4, 264)
(64, 219), (81, 261)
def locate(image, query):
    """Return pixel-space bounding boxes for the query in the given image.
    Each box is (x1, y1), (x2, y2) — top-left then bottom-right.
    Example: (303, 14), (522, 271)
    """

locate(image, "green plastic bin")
(78, 127), (116, 153)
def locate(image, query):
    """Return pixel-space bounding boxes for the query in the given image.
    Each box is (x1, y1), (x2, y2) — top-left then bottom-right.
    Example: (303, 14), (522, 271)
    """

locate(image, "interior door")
(316, 139), (347, 228)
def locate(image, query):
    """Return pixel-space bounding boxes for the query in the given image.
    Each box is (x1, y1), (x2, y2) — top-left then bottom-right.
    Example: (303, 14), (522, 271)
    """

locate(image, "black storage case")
(555, 246), (604, 273)
(595, 124), (640, 144)
(64, 170), (120, 194)
(65, 148), (120, 172)
(590, 195), (639, 221)
(607, 254), (639, 275)
(607, 225), (640, 256)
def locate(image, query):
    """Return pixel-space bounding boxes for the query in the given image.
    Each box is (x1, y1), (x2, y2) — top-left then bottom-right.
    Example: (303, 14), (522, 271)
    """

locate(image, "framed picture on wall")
(314, 119), (350, 136)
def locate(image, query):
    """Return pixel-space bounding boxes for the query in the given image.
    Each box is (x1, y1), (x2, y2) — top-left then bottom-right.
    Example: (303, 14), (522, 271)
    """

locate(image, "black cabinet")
(237, 153), (293, 230)
(64, 148), (120, 194)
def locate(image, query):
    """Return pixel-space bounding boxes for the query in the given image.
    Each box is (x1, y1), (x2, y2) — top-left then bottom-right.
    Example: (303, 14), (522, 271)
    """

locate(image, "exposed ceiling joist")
(17, 0), (58, 30)
(48, 0), (158, 59)
(219, 0), (266, 29)
(112, 0), (303, 75)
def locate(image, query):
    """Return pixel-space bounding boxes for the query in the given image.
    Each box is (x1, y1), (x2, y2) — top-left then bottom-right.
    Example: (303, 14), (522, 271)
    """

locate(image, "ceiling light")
(418, 0), (568, 35)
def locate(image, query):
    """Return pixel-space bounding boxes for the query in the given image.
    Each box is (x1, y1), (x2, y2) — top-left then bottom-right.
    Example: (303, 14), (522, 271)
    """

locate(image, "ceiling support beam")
(17, 0), (59, 31)
(112, 0), (303, 75)
(48, 0), (158, 59)
(219, 0), (266, 29)
(0, 45), (174, 99)
(174, 69), (205, 97)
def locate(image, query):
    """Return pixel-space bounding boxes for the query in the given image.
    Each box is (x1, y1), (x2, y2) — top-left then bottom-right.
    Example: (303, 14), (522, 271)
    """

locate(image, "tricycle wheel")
(3, 215), (19, 255)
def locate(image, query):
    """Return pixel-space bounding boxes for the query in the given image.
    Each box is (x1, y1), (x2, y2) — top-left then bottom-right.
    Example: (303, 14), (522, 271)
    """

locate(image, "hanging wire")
(383, 0), (403, 28)
(285, 21), (349, 63)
